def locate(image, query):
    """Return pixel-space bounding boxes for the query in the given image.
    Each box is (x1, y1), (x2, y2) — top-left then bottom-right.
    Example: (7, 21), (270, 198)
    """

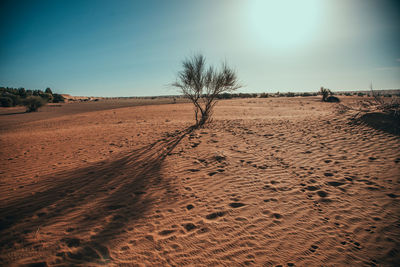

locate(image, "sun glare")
(246, 0), (324, 51)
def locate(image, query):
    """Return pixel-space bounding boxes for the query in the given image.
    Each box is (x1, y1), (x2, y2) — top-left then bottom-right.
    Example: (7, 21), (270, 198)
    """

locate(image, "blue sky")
(0, 0), (399, 96)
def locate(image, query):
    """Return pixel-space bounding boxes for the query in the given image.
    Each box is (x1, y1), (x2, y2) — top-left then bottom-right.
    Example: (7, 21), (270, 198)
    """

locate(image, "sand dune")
(1, 97), (399, 266)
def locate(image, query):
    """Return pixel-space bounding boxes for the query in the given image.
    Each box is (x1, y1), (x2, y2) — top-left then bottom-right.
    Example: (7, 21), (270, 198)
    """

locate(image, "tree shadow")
(0, 111), (27, 116)
(0, 126), (194, 265)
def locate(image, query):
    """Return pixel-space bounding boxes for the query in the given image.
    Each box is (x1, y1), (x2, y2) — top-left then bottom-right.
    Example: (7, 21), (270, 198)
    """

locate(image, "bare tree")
(172, 54), (241, 127)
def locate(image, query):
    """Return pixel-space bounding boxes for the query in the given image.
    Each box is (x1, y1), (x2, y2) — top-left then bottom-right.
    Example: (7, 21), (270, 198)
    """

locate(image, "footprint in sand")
(61, 237), (81, 248)
(327, 181), (345, 187)
(229, 202), (246, 208)
(316, 190), (332, 203)
(262, 210), (271, 215)
(309, 244), (319, 253)
(271, 213), (282, 219)
(106, 204), (125, 210)
(159, 229), (175, 236)
(183, 223), (197, 231)
(305, 185), (320, 191)
(317, 190), (328, 197)
(65, 242), (110, 261)
(196, 227), (209, 234)
(263, 198), (278, 202)
(206, 211), (226, 220)
(350, 240), (362, 250)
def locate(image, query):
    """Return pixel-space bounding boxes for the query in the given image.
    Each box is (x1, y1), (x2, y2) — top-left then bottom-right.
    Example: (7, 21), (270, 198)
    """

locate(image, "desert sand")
(0, 97), (399, 266)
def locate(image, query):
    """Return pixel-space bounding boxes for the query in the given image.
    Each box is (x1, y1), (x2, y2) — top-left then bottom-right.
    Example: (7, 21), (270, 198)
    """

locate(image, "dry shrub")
(320, 87), (340, 102)
(23, 96), (46, 112)
(337, 88), (400, 135)
(371, 90), (400, 120)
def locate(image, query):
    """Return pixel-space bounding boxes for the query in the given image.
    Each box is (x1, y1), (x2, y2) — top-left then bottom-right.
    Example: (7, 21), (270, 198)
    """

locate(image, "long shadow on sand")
(359, 112), (400, 136)
(0, 111), (26, 116)
(0, 126), (194, 265)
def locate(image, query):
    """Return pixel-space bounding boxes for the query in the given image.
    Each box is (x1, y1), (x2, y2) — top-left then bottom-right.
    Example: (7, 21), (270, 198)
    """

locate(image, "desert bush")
(216, 92), (233, 99)
(357, 92), (365, 97)
(319, 87), (330, 101)
(17, 88), (27, 98)
(286, 92), (295, 97)
(320, 87), (340, 102)
(300, 92), (312, 97)
(52, 93), (65, 103)
(371, 88), (399, 120)
(45, 87), (53, 94)
(26, 89), (33, 96)
(4, 93), (21, 106)
(23, 96), (46, 112)
(238, 93), (253, 98)
(0, 97), (13, 107)
(172, 54), (241, 127)
(42, 93), (53, 102)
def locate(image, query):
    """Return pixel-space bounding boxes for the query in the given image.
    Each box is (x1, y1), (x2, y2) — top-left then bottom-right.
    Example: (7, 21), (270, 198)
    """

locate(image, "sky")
(0, 0), (399, 96)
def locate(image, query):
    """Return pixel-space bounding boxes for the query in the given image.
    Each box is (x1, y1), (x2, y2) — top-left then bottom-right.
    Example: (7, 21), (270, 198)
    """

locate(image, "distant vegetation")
(216, 91), (318, 99)
(165, 89), (398, 100)
(0, 87), (64, 111)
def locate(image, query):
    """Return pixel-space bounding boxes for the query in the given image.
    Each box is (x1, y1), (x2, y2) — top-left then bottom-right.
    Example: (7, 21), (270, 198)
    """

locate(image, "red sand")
(1, 97), (399, 266)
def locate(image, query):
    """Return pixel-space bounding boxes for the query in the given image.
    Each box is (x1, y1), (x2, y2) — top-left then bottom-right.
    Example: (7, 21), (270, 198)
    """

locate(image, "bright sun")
(246, 0), (324, 51)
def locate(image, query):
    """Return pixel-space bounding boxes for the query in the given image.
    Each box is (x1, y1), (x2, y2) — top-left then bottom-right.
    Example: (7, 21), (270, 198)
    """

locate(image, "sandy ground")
(0, 97), (399, 266)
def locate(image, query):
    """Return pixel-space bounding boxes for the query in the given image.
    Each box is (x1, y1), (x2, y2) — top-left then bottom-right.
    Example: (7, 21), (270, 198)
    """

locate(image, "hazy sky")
(0, 0), (399, 96)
